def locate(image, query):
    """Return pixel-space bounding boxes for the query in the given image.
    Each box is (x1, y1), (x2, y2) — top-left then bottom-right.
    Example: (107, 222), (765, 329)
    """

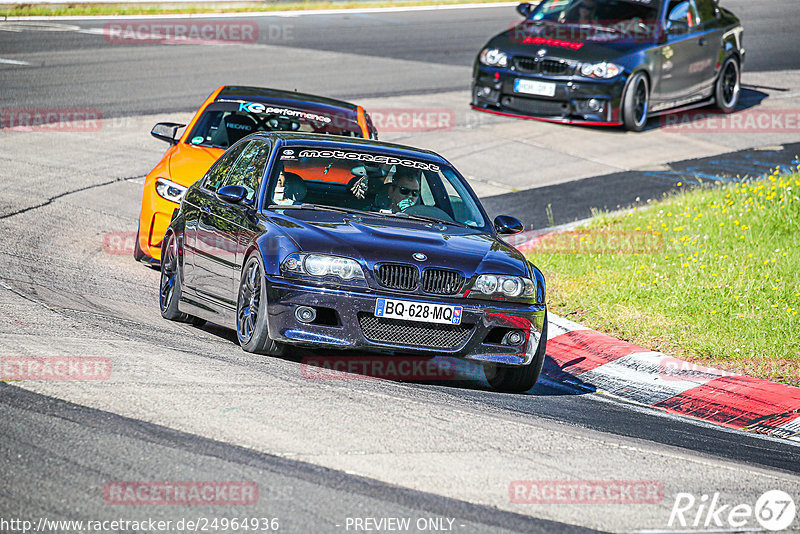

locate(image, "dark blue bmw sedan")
(159, 133), (547, 392)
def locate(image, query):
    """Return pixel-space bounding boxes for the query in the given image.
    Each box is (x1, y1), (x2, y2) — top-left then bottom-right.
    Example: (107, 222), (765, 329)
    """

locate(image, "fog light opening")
(588, 98), (601, 112)
(295, 306), (317, 323)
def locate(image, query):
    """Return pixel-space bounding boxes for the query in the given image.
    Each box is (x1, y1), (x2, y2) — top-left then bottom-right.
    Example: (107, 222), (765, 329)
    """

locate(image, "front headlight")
(155, 178), (188, 203)
(479, 48), (509, 68)
(579, 61), (622, 79)
(471, 274), (535, 300)
(281, 253), (365, 282)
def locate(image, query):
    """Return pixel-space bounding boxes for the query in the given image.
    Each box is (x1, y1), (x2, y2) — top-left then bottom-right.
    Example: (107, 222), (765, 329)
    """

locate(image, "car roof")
(214, 86), (360, 116)
(252, 132), (450, 166)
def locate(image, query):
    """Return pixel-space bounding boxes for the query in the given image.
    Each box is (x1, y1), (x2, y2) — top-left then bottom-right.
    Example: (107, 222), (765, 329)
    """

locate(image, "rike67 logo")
(669, 490), (796, 531)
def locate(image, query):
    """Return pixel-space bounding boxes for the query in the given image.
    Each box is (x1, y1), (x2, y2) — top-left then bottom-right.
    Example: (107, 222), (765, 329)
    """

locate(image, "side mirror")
(494, 215), (524, 235)
(516, 2), (534, 18)
(665, 19), (689, 35)
(151, 122), (185, 145)
(216, 185), (248, 204)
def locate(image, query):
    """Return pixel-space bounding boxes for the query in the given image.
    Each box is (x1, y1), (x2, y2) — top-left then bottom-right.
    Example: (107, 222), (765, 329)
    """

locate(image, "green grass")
(527, 169), (800, 386)
(1, 0), (509, 18)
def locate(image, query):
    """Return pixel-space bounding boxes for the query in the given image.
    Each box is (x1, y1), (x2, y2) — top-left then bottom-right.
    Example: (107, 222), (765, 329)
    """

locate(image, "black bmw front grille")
(514, 57), (574, 76)
(501, 96), (569, 117)
(375, 263), (419, 291)
(540, 59), (573, 76)
(358, 314), (473, 349)
(514, 56), (540, 74)
(421, 269), (465, 295)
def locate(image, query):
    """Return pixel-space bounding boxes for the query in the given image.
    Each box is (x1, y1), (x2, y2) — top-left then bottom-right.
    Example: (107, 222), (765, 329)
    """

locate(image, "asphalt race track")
(1, 2), (800, 533)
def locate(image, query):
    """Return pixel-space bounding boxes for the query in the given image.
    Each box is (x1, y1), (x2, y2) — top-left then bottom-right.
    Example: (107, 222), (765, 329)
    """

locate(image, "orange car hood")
(167, 143), (224, 187)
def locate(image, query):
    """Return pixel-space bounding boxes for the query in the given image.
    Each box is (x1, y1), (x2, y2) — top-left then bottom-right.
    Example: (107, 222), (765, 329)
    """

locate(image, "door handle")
(699, 37), (708, 46)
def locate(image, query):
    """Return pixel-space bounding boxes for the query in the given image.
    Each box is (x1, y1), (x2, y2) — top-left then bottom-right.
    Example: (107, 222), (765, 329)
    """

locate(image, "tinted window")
(667, 0), (700, 28)
(530, 0), (659, 25)
(222, 140), (270, 203)
(203, 141), (248, 193)
(266, 147), (486, 228)
(694, 0), (717, 23)
(186, 102), (363, 150)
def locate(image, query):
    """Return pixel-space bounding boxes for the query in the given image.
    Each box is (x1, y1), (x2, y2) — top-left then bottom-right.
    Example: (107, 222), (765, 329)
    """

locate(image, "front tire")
(485, 314), (548, 393)
(237, 253), (284, 356)
(714, 56), (740, 113)
(622, 72), (649, 132)
(159, 232), (204, 325)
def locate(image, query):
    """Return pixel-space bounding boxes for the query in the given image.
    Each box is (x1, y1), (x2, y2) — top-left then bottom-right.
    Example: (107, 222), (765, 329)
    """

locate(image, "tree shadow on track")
(482, 139), (800, 230)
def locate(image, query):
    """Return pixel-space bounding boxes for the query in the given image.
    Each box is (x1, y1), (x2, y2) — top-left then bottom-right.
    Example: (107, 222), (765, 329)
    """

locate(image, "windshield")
(186, 101), (364, 149)
(266, 147), (488, 228)
(529, 0), (659, 26)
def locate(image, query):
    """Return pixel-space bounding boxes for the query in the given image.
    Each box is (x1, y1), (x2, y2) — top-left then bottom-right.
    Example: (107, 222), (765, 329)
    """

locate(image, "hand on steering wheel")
(397, 197), (416, 211)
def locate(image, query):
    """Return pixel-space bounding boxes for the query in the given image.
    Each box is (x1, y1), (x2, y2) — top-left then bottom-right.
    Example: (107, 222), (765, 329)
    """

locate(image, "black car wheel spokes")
(634, 79), (648, 126)
(238, 260), (261, 343)
(159, 236), (178, 312)
(722, 61), (739, 107)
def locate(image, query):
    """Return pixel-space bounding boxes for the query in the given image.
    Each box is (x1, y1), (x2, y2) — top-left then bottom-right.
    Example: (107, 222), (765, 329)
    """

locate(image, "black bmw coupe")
(472, 0), (744, 130)
(159, 133), (548, 392)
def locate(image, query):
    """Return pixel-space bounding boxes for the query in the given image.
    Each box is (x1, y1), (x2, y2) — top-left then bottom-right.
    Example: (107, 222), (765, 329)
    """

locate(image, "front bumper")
(138, 185), (181, 262)
(472, 64), (627, 125)
(265, 277), (547, 366)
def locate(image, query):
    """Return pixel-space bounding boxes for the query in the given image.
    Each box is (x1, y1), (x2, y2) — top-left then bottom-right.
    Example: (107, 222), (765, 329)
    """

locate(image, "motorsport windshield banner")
(285, 149), (441, 172)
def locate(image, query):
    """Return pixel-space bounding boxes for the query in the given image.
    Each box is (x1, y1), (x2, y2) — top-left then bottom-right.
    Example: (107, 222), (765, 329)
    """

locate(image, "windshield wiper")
(268, 203), (373, 216)
(269, 203), (474, 228)
(191, 143), (228, 149)
(580, 23), (621, 32)
(387, 212), (470, 229)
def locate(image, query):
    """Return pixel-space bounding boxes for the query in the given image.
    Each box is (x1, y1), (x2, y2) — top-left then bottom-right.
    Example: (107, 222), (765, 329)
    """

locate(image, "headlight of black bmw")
(479, 48), (509, 68)
(579, 61), (622, 79)
(281, 253), (366, 284)
(468, 274), (536, 303)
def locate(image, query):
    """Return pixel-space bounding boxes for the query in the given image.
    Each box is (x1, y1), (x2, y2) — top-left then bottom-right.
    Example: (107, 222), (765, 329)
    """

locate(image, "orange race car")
(135, 85), (378, 263)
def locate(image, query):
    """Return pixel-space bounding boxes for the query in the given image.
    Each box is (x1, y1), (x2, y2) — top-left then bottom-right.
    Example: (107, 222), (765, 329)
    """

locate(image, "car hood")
(267, 210), (529, 278)
(487, 24), (653, 63)
(167, 143), (224, 187)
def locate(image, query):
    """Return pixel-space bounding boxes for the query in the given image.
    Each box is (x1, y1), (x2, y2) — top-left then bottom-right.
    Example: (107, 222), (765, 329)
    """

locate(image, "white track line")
(2, 2), (518, 22)
(0, 58), (31, 65)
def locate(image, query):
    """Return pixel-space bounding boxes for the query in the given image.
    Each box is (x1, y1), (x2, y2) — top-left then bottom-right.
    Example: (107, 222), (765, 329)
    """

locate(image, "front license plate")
(375, 298), (463, 325)
(514, 78), (557, 97)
